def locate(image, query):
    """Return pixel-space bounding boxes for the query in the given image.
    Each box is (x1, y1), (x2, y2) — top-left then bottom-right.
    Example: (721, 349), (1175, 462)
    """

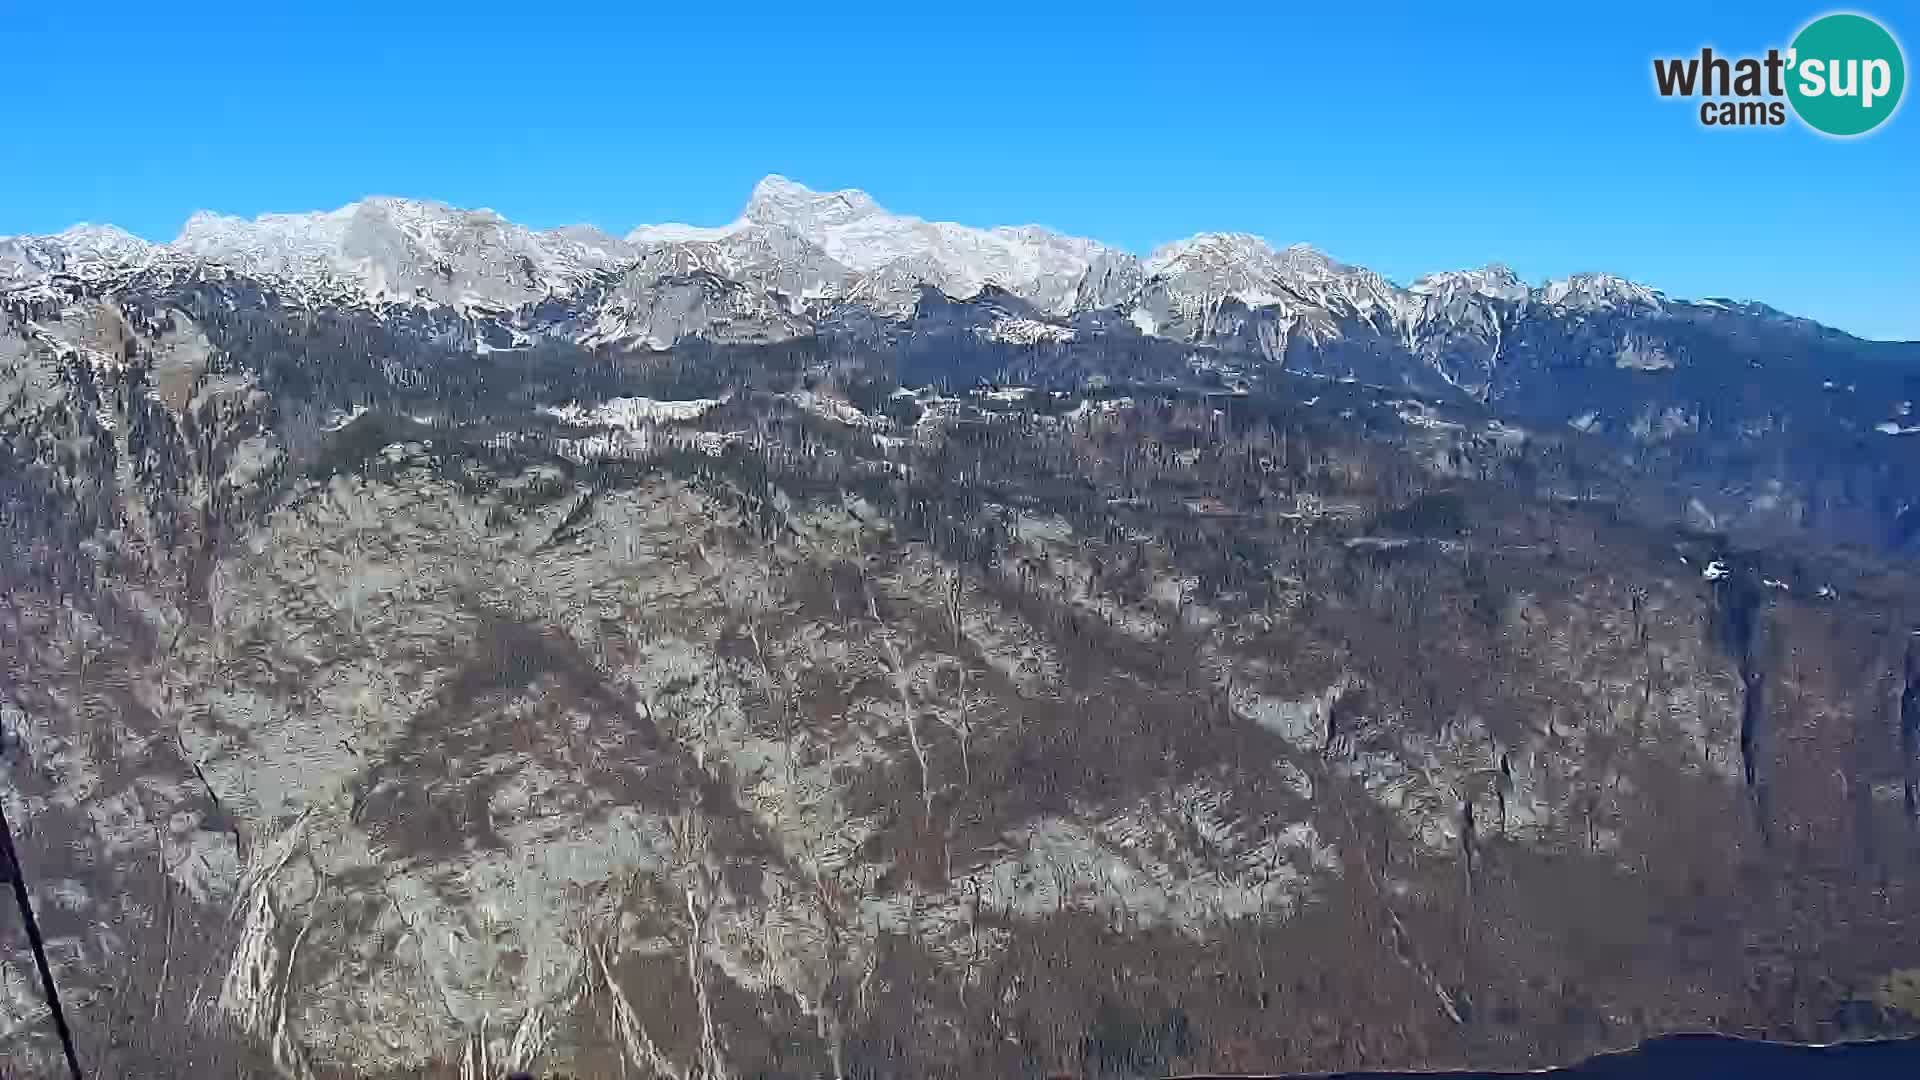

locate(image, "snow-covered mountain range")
(0, 174), (1684, 351)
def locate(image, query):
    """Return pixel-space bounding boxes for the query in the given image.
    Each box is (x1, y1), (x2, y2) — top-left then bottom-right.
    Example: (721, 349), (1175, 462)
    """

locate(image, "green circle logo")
(1787, 13), (1906, 136)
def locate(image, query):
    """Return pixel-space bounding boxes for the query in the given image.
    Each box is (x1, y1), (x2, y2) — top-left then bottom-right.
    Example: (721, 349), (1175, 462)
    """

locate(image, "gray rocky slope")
(1, 184), (1919, 1078)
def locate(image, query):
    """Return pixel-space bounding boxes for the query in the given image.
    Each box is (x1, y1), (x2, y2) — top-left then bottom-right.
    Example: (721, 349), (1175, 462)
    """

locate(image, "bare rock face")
(2, 250), (1919, 1080)
(572, 271), (814, 351)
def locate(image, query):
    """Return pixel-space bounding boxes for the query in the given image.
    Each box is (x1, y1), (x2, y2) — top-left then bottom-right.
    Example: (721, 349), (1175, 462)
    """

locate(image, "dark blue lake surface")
(1181, 1033), (1920, 1079)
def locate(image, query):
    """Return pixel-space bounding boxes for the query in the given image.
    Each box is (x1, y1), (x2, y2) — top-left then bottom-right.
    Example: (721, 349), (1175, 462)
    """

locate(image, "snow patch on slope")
(541, 396), (723, 428)
(976, 316), (1076, 345)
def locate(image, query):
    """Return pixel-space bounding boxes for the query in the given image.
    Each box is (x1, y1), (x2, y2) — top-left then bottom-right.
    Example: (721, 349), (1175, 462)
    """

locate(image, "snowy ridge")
(2, 176), (1684, 346)
(1143, 233), (1417, 325)
(1409, 264), (1530, 304)
(734, 175), (1111, 315)
(1538, 272), (1664, 311)
(0, 224), (162, 289)
(625, 176), (1113, 317)
(45, 224), (158, 268)
(173, 197), (638, 310)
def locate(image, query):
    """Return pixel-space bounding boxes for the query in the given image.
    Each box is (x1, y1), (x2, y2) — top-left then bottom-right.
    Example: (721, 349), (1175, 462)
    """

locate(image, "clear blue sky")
(4, 1), (1916, 338)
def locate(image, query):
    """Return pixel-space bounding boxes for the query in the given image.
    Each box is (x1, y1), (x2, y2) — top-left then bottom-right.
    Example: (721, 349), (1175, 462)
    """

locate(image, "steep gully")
(1712, 571), (1771, 841)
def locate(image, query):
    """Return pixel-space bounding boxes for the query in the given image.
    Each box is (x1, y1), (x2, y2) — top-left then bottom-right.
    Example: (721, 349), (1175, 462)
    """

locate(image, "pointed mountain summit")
(0, 223), (160, 288)
(1142, 232), (1411, 324)
(741, 174), (884, 233)
(1539, 271), (1664, 310)
(1409, 264), (1531, 304)
(725, 174), (1112, 314)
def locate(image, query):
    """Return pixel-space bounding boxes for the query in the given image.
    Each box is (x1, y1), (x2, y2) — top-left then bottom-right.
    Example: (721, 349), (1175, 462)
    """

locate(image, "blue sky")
(3, 1), (1915, 338)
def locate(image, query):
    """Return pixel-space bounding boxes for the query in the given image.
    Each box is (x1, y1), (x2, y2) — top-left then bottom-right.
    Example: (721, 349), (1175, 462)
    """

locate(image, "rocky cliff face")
(2, 188), (1919, 1079)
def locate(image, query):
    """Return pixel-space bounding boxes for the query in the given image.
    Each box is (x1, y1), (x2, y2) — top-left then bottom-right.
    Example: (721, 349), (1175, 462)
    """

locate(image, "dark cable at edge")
(0, 800), (85, 1079)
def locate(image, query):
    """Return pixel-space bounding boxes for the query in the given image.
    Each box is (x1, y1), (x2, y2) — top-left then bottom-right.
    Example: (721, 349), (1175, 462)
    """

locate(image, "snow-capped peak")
(1144, 232), (1279, 277)
(1538, 272), (1663, 311)
(743, 174), (884, 232)
(173, 202), (361, 277)
(172, 197), (636, 308)
(1409, 263), (1529, 302)
(719, 174), (1109, 315)
(51, 223), (157, 265)
(0, 222), (164, 289)
(1144, 233), (1409, 321)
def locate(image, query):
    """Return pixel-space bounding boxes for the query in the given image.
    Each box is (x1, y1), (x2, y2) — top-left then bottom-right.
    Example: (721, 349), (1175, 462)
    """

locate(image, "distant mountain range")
(0, 174), (1861, 341)
(9, 175), (1913, 551)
